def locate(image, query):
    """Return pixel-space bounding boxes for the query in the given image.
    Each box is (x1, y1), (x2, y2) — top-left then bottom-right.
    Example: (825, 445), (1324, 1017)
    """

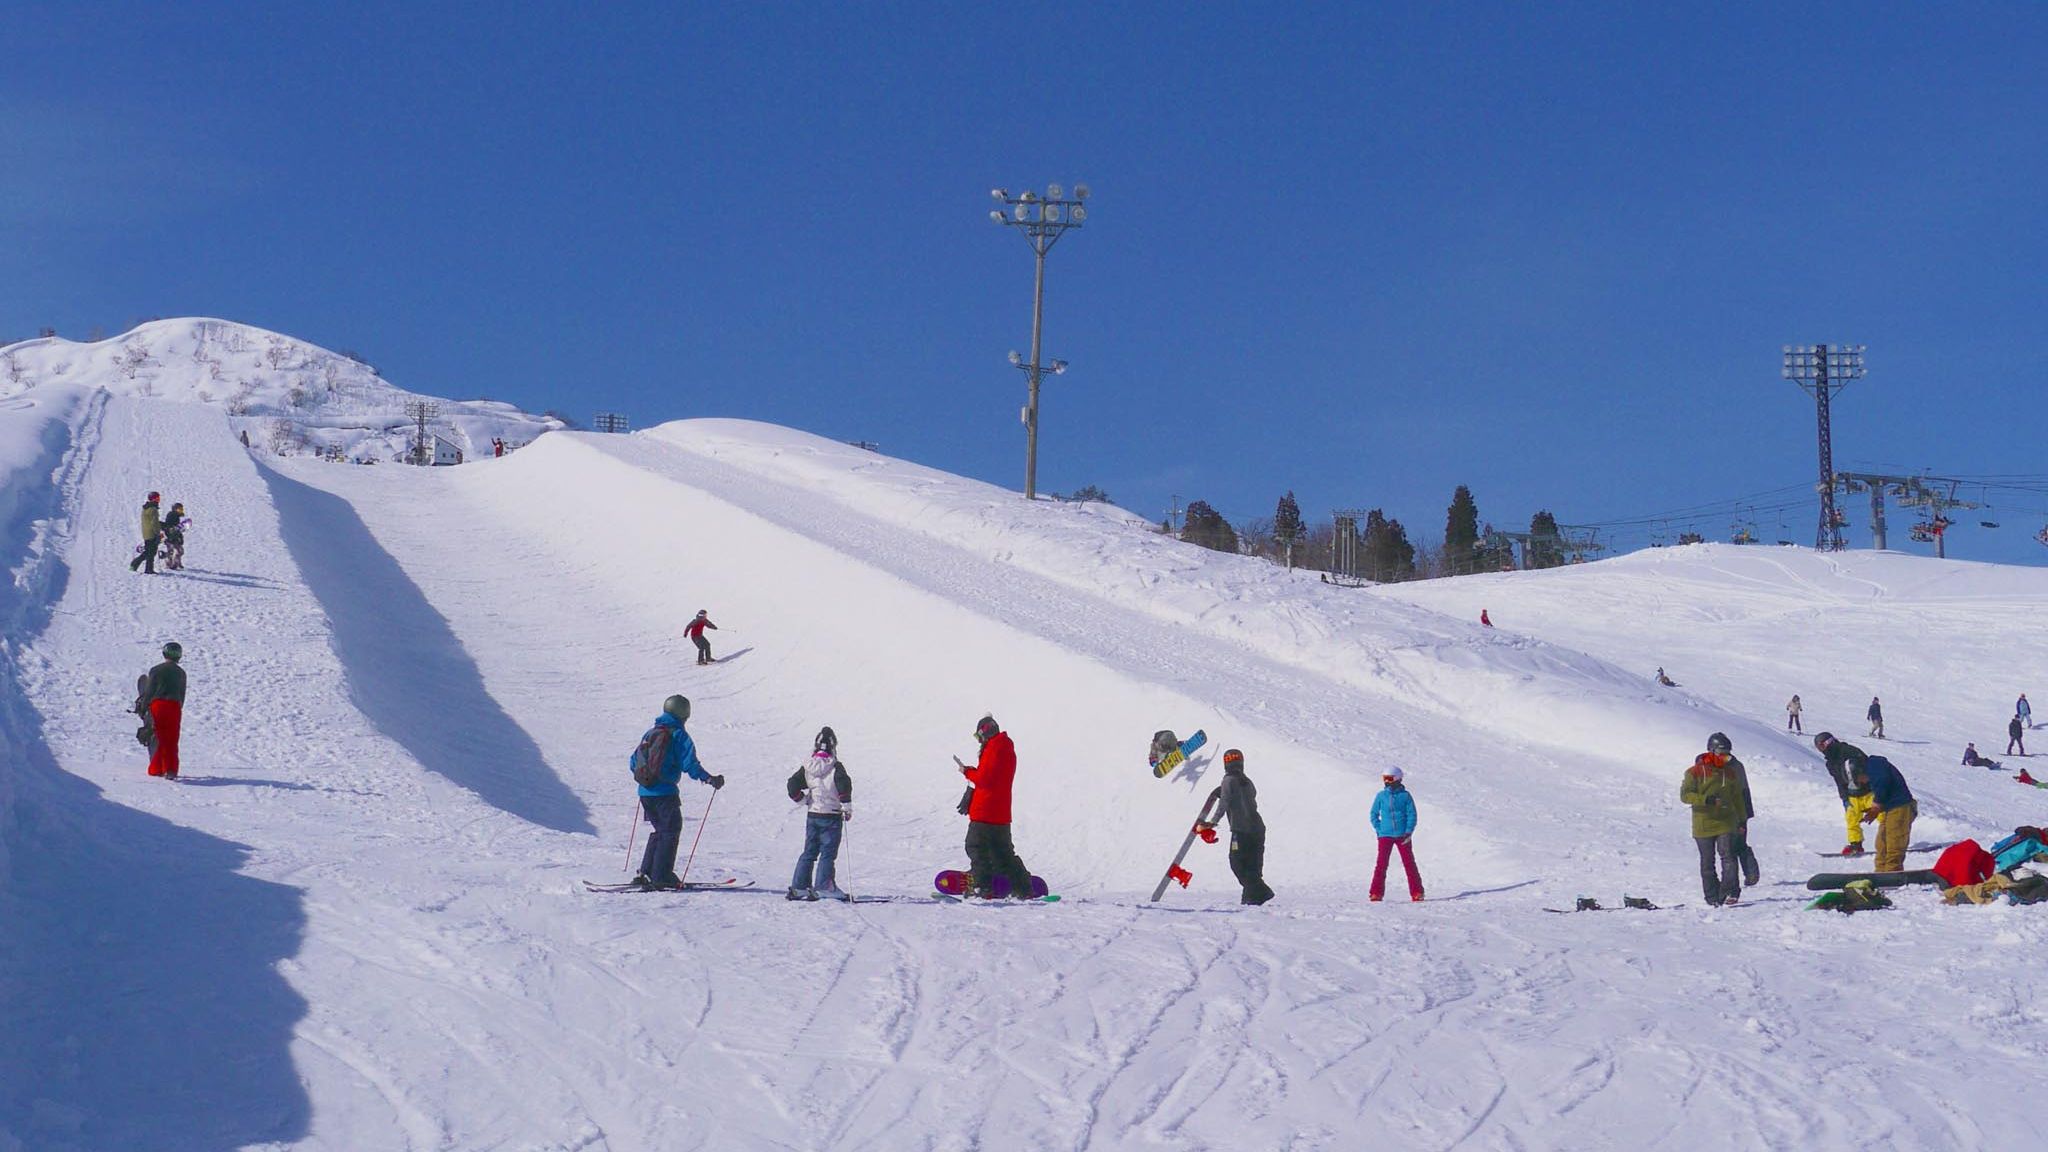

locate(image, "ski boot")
(814, 885), (850, 902)
(787, 887), (817, 901)
(1840, 843), (1866, 857)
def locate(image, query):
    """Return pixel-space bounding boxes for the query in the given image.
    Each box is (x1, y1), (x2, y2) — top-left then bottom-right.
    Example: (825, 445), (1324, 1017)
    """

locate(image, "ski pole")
(623, 799), (641, 874)
(677, 787), (718, 888)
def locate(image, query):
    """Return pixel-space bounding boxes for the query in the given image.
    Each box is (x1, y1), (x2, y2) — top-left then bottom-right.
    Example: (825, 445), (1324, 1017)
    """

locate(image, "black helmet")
(1706, 732), (1731, 755)
(1813, 731), (1834, 750)
(663, 694), (691, 722)
(162, 641), (182, 661)
(814, 726), (837, 754)
(974, 715), (1000, 744)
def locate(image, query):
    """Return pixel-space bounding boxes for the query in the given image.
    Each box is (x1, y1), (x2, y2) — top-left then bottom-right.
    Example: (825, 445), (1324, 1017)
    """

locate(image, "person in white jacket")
(1786, 694), (1803, 733)
(786, 727), (853, 901)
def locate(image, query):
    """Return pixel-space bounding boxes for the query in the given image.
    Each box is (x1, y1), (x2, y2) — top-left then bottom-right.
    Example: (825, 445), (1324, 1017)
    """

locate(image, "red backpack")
(1932, 839), (1996, 888)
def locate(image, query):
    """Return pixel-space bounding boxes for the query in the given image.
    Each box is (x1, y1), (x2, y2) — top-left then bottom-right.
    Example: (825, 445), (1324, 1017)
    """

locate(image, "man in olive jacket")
(1681, 740), (1750, 906)
(128, 492), (163, 575)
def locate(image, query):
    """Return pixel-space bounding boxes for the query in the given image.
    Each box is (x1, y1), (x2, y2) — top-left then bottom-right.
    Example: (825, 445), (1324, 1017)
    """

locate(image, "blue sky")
(9, 3), (2048, 563)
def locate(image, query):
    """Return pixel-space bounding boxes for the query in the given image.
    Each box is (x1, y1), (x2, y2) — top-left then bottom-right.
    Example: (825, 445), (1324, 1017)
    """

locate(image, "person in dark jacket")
(160, 502), (188, 570)
(1859, 754), (1917, 873)
(786, 726), (853, 901)
(958, 715), (1035, 898)
(632, 695), (723, 889)
(129, 492), (163, 574)
(1709, 732), (1760, 886)
(1368, 766), (1424, 902)
(1814, 732), (1874, 856)
(1867, 697), (1885, 739)
(1207, 748), (1272, 905)
(686, 610), (718, 665)
(2009, 715), (2028, 757)
(140, 641), (186, 778)
(1963, 742), (2002, 770)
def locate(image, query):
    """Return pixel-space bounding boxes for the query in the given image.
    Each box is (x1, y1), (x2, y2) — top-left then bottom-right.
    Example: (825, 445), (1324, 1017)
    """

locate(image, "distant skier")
(630, 694), (724, 890)
(785, 726), (853, 901)
(1814, 732), (1874, 856)
(1858, 753), (1917, 873)
(2021, 693), (2034, 729)
(1655, 667), (1677, 688)
(139, 641), (185, 779)
(686, 610), (719, 665)
(128, 491), (163, 574)
(957, 715), (1036, 899)
(1785, 694), (1803, 733)
(160, 502), (188, 570)
(1207, 749), (1272, 905)
(1368, 766), (1425, 903)
(1866, 697), (1885, 739)
(1710, 731), (1759, 886)
(1479, 609), (1492, 627)
(1963, 742), (2002, 770)
(2009, 715), (2028, 757)
(493, 437), (505, 458)
(239, 429), (251, 448)
(1681, 737), (1749, 906)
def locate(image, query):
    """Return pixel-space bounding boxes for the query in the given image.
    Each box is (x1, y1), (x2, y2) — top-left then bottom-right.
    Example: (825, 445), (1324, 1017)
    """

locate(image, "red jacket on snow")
(962, 731), (1018, 824)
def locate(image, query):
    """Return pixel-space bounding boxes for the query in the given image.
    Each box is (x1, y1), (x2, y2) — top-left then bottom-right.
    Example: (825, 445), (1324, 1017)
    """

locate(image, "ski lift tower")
(1782, 343), (1865, 551)
(989, 182), (1090, 500)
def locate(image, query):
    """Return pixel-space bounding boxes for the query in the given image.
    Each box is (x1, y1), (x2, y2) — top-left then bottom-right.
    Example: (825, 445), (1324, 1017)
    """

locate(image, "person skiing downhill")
(139, 641), (186, 778)
(2021, 693), (2034, 729)
(686, 610), (719, 665)
(129, 492), (163, 574)
(957, 715), (1036, 899)
(1858, 753), (1917, 873)
(2010, 715), (2028, 757)
(1785, 694), (1803, 733)
(1814, 732), (1874, 855)
(786, 726), (853, 901)
(1208, 749), (1272, 905)
(1681, 738), (1749, 906)
(1867, 696), (1885, 739)
(631, 695), (724, 890)
(1368, 766), (1425, 902)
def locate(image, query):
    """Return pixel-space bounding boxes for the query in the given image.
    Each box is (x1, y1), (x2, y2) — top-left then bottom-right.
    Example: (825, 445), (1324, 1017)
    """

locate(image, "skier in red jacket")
(958, 715), (1036, 898)
(686, 610), (719, 665)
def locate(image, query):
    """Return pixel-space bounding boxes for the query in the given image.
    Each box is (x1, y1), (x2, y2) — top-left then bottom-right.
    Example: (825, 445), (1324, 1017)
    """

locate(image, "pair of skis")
(583, 872), (752, 894)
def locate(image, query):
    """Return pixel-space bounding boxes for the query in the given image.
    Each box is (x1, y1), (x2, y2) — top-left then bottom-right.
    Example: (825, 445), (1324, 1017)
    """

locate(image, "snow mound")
(0, 318), (560, 463)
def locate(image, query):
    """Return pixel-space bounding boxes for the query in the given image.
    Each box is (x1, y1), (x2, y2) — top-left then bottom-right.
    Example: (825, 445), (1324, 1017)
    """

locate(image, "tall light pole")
(990, 182), (1089, 500)
(1782, 343), (1865, 550)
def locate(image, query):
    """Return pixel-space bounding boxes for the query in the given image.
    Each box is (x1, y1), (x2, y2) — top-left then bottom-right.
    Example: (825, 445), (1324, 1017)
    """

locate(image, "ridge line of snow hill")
(642, 419), (1764, 770)
(0, 317), (562, 465)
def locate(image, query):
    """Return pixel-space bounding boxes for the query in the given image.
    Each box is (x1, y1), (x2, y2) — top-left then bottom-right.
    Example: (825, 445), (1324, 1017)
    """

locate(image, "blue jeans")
(791, 813), (843, 891)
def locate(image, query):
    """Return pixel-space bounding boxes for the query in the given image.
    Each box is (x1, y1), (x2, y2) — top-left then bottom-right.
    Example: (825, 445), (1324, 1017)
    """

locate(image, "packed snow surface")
(4, 392), (2048, 1151)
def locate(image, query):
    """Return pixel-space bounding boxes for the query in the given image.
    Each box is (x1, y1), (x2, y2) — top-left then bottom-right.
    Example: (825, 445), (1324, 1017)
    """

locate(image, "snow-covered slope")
(0, 319), (560, 463)
(5, 397), (2048, 1151)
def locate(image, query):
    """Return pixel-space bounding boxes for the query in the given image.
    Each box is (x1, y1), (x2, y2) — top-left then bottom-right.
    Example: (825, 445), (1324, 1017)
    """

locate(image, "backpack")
(1990, 828), (2048, 874)
(629, 725), (672, 788)
(1932, 839), (1997, 888)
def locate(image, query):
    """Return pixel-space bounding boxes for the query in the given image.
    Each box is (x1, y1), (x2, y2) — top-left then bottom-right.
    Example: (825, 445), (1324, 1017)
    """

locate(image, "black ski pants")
(1229, 829), (1274, 905)
(639, 793), (683, 883)
(1730, 824), (1760, 887)
(1694, 833), (1740, 905)
(693, 634), (713, 664)
(130, 535), (160, 574)
(964, 820), (1034, 898)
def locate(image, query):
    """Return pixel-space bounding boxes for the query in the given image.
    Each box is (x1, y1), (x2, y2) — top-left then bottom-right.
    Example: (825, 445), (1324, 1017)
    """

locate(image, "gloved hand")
(957, 787), (974, 816)
(1705, 796), (1722, 809)
(1861, 807), (1880, 824)
(709, 774), (726, 790)
(1195, 824), (1218, 844)
(841, 807), (853, 822)
(788, 788), (805, 804)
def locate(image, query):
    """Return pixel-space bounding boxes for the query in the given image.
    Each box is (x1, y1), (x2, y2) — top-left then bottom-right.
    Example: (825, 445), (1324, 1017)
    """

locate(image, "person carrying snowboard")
(1207, 748), (1273, 905)
(1681, 738), (1749, 906)
(785, 726), (853, 901)
(161, 502), (189, 571)
(1814, 732), (1874, 855)
(1858, 753), (1917, 873)
(2010, 714), (2028, 757)
(1709, 732), (1760, 886)
(958, 715), (1036, 899)
(128, 492), (163, 574)
(139, 641), (186, 778)
(1963, 742), (2002, 770)
(1867, 696), (1885, 739)
(1785, 694), (1803, 733)
(1368, 766), (1425, 903)
(686, 610), (719, 665)
(630, 694), (724, 889)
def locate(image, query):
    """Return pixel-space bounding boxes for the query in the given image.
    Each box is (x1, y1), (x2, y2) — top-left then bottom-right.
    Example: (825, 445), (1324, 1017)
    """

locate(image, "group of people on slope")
(128, 491), (190, 575)
(1788, 693), (1886, 741)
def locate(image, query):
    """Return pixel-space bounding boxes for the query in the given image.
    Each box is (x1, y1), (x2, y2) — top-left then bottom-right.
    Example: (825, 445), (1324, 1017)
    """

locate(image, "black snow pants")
(964, 821), (1034, 898)
(1229, 829), (1274, 905)
(130, 535), (160, 574)
(693, 634), (714, 664)
(1695, 833), (1740, 905)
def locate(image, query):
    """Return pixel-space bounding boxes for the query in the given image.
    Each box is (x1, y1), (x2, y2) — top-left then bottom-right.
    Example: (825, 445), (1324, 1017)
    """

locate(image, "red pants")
(1370, 835), (1423, 900)
(148, 699), (181, 777)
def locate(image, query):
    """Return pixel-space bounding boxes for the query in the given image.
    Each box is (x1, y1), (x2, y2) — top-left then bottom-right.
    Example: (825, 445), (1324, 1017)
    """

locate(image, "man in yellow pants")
(1814, 733), (1874, 856)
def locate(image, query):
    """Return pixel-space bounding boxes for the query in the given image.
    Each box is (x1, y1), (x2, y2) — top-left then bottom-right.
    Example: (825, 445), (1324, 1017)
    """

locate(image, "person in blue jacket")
(1857, 754), (1916, 873)
(632, 694), (724, 889)
(1368, 766), (1424, 902)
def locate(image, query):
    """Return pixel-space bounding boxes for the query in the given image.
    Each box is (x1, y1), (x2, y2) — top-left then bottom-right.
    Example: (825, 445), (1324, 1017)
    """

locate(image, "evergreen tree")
(1181, 500), (1240, 555)
(1527, 510), (1566, 569)
(1444, 486), (1480, 576)
(1362, 509), (1417, 582)
(1274, 491), (1304, 569)
(1065, 485), (1114, 505)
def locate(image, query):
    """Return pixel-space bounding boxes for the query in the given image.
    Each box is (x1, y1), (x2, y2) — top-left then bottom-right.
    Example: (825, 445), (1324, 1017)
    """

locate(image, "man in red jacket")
(960, 715), (1036, 898)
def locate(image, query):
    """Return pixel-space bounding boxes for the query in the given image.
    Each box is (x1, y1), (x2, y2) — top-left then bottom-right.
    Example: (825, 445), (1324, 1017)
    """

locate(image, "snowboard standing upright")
(1151, 791), (1224, 900)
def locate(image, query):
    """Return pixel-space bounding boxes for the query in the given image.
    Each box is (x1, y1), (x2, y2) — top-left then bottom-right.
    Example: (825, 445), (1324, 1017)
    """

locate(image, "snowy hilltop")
(0, 318), (562, 463)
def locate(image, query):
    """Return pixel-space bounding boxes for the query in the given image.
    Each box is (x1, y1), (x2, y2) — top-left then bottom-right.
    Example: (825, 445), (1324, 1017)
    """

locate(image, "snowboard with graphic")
(933, 869), (1050, 899)
(1150, 729), (1209, 778)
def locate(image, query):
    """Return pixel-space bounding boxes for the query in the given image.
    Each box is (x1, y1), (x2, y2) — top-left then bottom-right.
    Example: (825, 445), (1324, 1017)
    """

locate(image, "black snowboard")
(1804, 870), (1945, 891)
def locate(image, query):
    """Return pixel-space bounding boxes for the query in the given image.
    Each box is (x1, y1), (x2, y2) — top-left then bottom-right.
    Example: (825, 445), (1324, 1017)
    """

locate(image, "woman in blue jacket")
(1369, 767), (1424, 902)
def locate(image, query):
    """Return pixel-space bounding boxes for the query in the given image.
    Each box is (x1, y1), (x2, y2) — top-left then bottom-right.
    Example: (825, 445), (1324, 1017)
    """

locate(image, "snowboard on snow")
(1816, 842), (1945, 858)
(933, 869), (1051, 899)
(1804, 869), (1946, 891)
(1150, 729), (1208, 778)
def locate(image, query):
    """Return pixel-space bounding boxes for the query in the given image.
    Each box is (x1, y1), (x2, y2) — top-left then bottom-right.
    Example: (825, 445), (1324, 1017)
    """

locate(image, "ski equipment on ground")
(933, 869), (1049, 899)
(1804, 869), (1946, 891)
(1817, 842), (1944, 858)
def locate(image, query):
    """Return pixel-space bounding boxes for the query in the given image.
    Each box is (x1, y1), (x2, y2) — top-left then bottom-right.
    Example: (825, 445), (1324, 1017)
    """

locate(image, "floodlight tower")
(990, 182), (1089, 500)
(1782, 343), (1865, 550)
